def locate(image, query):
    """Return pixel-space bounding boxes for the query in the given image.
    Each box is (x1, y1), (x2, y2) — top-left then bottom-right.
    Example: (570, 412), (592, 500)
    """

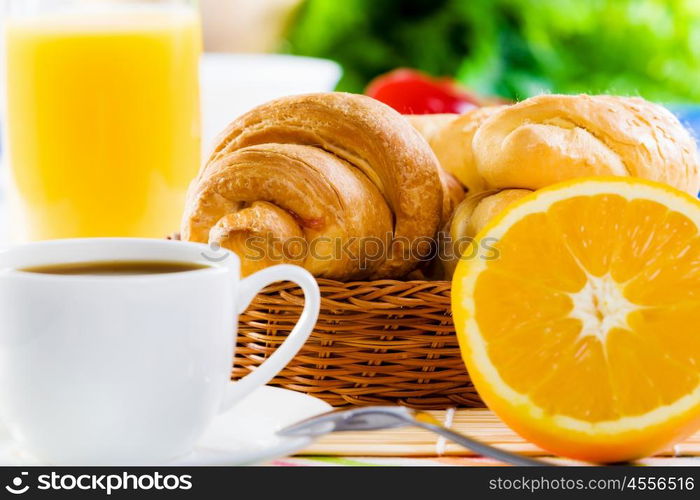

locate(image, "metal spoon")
(277, 406), (548, 466)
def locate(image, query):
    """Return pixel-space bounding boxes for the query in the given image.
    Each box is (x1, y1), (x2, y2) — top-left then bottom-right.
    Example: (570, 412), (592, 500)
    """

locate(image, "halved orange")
(452, 177), (700, 463)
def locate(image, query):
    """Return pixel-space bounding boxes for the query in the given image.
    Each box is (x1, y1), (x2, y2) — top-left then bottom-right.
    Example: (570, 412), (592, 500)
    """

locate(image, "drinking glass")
(2, 0), (201, 241)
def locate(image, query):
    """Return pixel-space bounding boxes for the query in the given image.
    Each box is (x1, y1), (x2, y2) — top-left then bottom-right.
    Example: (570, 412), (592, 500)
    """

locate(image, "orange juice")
(3, 5), (201, 240)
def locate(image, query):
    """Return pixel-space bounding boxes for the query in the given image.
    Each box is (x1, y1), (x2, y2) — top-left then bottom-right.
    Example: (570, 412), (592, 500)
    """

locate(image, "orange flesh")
(473, 194), (700, 423)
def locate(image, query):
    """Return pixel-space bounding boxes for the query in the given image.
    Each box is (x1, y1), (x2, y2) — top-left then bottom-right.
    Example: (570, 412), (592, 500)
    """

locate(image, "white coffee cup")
(0, 238), (320, 464)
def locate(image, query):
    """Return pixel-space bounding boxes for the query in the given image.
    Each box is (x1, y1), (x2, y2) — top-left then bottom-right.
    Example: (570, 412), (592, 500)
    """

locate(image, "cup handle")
(219, 264), (320, 412)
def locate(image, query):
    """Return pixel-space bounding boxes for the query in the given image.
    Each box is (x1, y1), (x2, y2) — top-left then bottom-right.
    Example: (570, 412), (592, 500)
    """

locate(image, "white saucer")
(0, 385), (331, 466)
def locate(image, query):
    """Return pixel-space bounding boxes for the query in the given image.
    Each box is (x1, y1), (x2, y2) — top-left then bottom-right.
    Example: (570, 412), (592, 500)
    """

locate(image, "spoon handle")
(410, 419), (546, 466)
(278, 406), (550, 466)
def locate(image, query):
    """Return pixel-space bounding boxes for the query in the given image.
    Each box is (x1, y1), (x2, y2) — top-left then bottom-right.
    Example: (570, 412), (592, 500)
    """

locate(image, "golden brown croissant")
(474, 94), (700, 194)
(182, 92), (445, 279)
(440, 169), (466, 220)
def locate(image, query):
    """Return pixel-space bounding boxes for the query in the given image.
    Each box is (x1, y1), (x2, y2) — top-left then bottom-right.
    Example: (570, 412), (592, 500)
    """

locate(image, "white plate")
(0, 385), (331, 466)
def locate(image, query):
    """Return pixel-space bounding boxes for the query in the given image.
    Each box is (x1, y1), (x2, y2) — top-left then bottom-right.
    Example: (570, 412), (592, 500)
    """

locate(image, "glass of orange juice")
(2, 0), (201, 241)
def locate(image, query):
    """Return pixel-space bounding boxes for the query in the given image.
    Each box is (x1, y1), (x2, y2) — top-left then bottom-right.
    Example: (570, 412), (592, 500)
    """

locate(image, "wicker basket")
(233, 278), (483, 409)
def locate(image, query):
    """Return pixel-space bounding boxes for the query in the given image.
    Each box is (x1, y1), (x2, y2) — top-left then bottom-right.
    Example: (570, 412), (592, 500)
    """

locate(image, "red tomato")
(366, 69), (480, 114)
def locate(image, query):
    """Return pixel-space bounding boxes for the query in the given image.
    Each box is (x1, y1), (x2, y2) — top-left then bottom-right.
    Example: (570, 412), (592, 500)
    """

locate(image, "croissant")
(440, 169), (466, 220)
(182, 92), (445, 279)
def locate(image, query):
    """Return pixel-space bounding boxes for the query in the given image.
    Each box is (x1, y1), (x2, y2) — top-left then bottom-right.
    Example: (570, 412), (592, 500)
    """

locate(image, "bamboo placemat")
(298, 409), (700, 458)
